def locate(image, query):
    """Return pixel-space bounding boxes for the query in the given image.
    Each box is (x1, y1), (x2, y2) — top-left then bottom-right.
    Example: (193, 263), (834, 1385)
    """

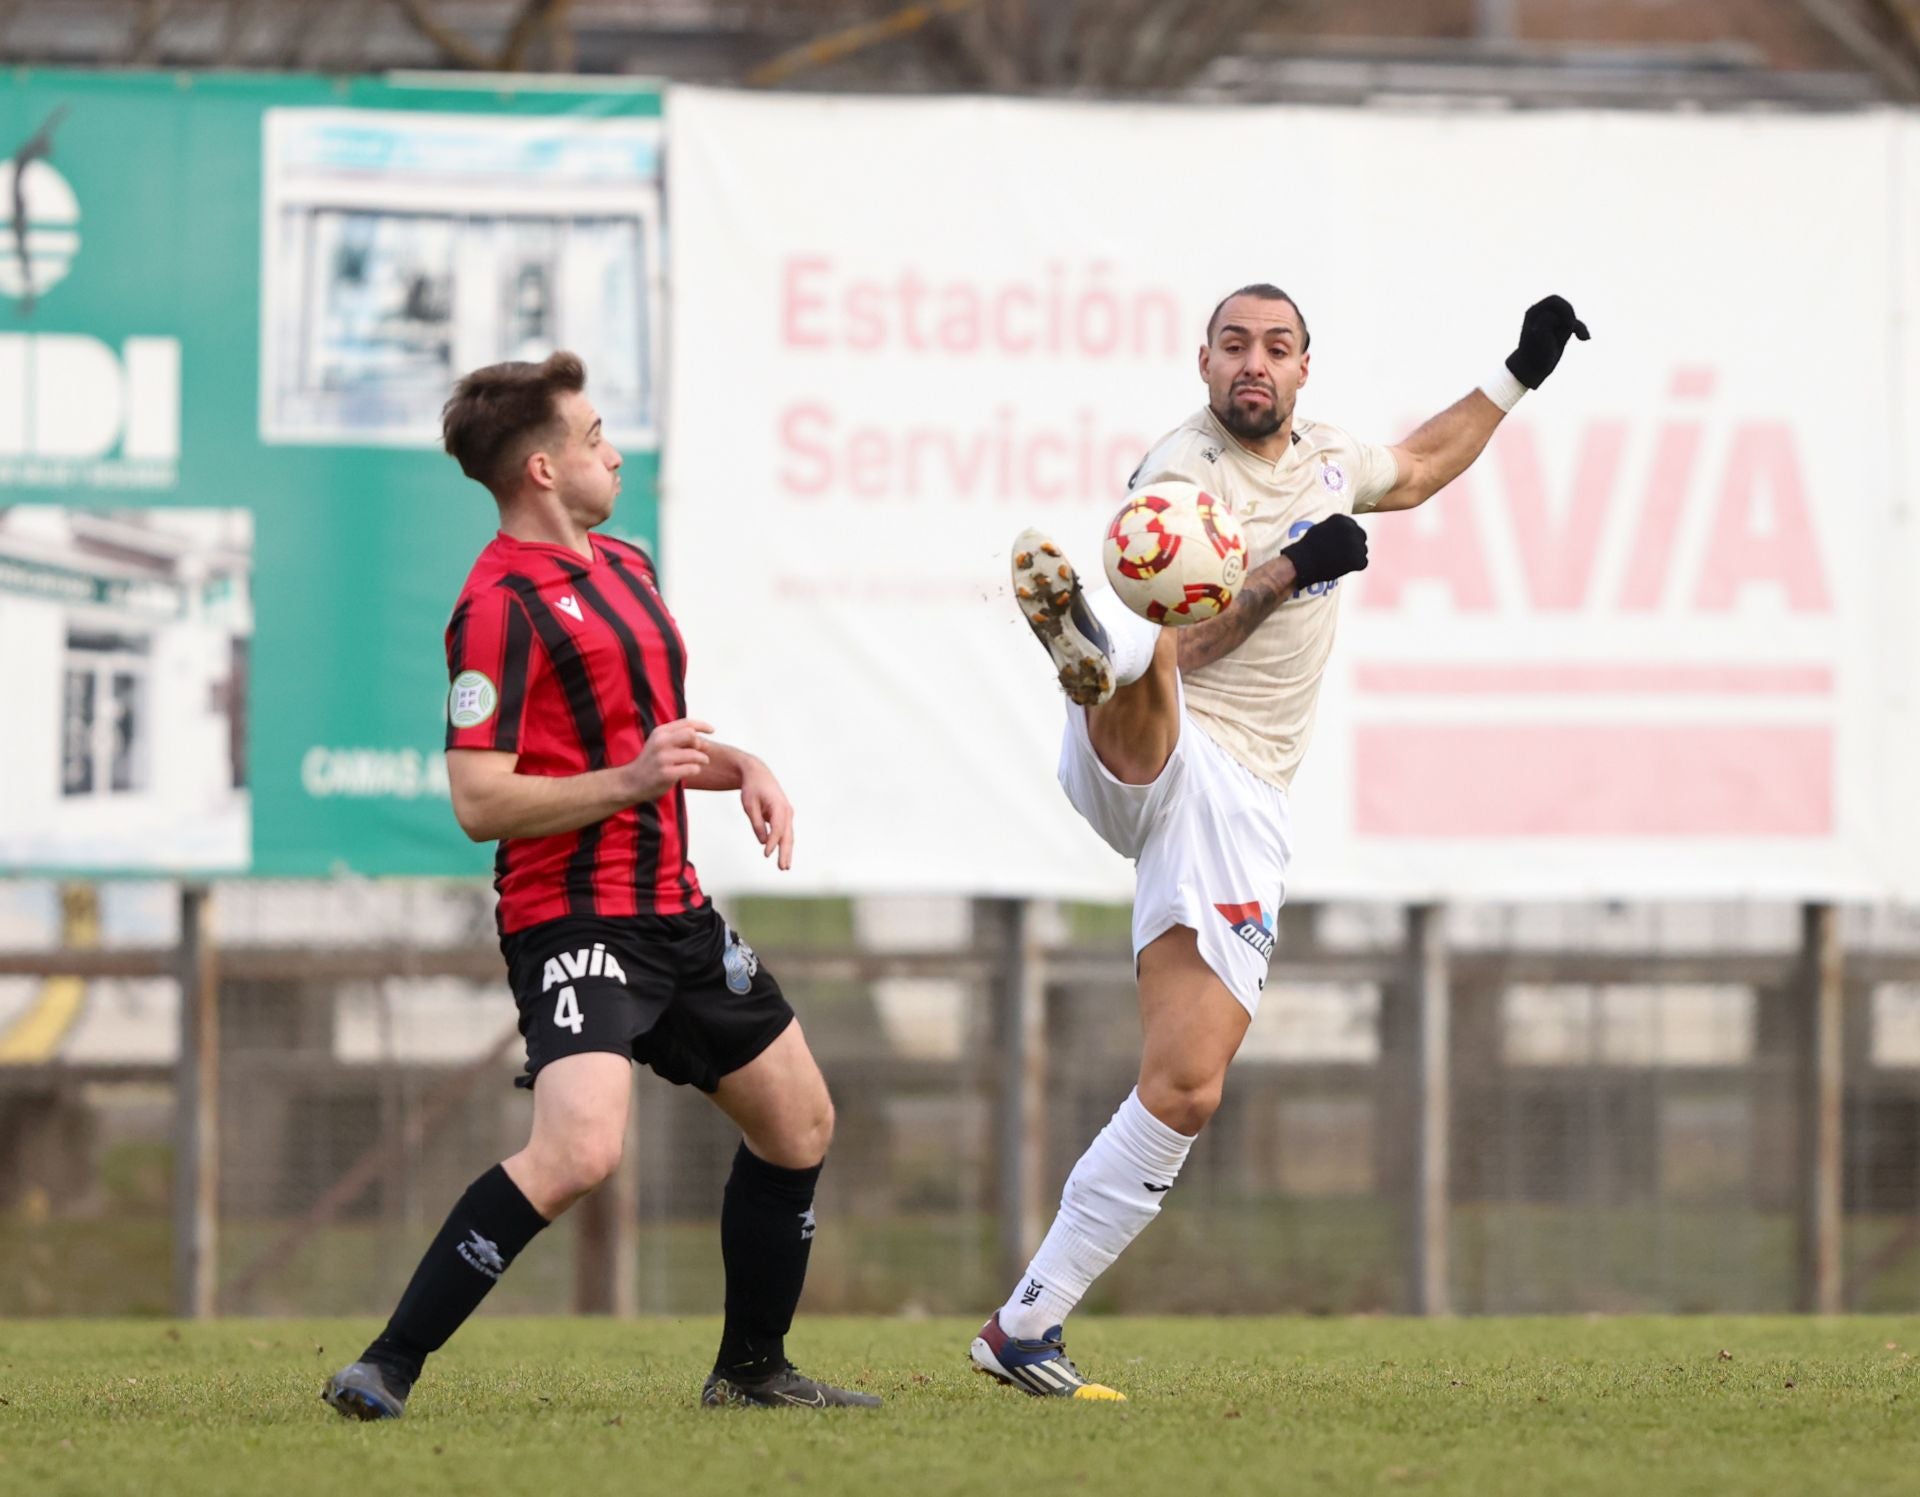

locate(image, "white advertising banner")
(665, 88), (1911, 901)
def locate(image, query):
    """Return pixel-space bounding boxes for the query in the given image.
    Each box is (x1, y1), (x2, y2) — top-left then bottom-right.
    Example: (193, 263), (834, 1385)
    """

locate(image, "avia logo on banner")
(1357, 370), (1826, 619)
(1351, 368), (1835, 843)
(0, 108), (181, 490)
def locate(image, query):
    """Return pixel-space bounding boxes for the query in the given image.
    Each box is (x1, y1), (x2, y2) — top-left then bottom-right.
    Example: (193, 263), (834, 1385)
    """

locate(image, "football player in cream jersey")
(970, 284), (1588, 1400)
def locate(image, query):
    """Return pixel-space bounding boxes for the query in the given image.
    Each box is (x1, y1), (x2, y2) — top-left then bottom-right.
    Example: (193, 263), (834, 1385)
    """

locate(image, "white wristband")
(1480, 364), (1528, 414)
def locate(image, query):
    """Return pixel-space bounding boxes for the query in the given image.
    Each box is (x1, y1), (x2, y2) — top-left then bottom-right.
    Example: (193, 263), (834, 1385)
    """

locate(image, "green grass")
(3, 1317), (1920, 1496)
(23, 1200), (1920, 1317)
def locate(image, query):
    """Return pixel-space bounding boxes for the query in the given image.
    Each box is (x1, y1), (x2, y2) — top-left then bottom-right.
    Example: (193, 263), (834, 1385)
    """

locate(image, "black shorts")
(499, 905), (794, 1094)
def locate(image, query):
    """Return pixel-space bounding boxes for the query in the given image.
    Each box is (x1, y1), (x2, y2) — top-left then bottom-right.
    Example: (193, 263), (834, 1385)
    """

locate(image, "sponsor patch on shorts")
(722, 927), (760, 994)
(1214, 900), (1276, 960)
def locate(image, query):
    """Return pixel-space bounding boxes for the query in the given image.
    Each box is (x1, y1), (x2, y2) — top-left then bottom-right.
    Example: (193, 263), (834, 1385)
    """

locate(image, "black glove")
(1505, 295), (1590, 389)
(1280, 513), (1369, 591)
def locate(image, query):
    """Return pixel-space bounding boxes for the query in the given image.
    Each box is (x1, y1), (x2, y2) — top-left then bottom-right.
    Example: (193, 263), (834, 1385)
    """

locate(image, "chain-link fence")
(5, 882), (1920, 1318)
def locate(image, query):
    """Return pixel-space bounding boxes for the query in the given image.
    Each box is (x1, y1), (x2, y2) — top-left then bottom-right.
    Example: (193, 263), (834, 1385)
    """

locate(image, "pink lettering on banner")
(1497, 421), (1627, 611)
(782, 258), (831, 348)
(1356, 470), (1497, 611)
(775, 403), (1146, 504)
(1025, 432), (1069, 500)
(777, 257), (1183, 360)
(1694, 422), (1829, 613)
(1353, 663), (1833, 696)
(778, 404), (833, 495)
(1353, 724), (1833, 838)
(1359, 373), (1834, 617)
(1619, 421), (1707, 609)
(1350, 367), (1843, 846)
(1618, 366), (1718, 607)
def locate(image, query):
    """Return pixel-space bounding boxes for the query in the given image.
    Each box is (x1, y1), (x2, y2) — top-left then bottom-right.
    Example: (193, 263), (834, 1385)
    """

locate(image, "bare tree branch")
(275, 0), (331, 68)
(390, 0), (494, 70)
(953, 0), (1023, 87)
(1794, 0), (1920, 98)
(922, 11), (995, 87)
(748, 0), (984, 88)
(1864, 0), (1920, 67)
(127, 0), (184, 64)
(329, 0), (381, 72)
(1159, 0), (1273, 89)
(1115, 0), (1212, 90)
(1030, 0), (1079, 89)
(1073, 0), (1163, 88)
(221, 0), (261, 65)
(546, 0), (578, 73)
(498, 0), (555, 70)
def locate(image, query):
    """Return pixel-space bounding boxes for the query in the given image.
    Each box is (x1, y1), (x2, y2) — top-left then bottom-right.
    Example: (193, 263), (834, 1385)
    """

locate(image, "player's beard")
(1214, 387), (1286, 442)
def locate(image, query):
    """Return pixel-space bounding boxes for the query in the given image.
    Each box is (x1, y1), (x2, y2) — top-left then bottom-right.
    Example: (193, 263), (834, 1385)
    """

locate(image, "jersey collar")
(493, 530), (601, 566)
(1200, 406), (1301, 482)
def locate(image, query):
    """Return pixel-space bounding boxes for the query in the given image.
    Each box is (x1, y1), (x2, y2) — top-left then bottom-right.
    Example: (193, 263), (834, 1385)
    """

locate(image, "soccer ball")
(1102, 482), (1248, 625)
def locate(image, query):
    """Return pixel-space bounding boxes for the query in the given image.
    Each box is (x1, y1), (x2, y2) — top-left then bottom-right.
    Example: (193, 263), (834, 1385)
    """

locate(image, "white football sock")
(997, 1088), (1195, 1339)
(1081, 585), (1160, 689)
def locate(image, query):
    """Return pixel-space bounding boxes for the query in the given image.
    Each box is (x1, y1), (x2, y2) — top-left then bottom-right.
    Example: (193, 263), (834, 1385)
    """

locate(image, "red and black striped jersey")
(444, 531), (704, 934)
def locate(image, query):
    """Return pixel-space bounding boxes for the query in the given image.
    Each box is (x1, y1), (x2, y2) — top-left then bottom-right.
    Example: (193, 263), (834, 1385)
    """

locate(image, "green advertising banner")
(0, 71), (663, 877)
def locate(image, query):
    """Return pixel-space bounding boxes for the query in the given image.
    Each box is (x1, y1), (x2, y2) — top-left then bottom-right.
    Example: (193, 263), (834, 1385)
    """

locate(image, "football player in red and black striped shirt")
(325, 353), (879, 1419)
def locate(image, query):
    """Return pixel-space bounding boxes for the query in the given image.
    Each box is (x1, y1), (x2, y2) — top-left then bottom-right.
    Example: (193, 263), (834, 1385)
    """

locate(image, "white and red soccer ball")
(1102, 481), (1247, 625)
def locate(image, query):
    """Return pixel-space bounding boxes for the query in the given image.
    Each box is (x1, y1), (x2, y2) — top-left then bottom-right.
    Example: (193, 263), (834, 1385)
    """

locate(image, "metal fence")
(4, 882), (1920, 1319)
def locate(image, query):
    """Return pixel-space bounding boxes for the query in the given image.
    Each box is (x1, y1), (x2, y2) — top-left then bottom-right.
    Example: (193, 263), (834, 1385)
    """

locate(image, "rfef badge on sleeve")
(448, 670), (499, 729)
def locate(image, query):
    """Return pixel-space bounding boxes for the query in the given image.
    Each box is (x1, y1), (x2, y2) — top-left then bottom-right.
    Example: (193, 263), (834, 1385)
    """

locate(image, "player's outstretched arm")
(1178, 514), (1370, 673)
(446, 719), (714, 841)
(1371, 294), (1590, 513)
(686, 741), (795, 870)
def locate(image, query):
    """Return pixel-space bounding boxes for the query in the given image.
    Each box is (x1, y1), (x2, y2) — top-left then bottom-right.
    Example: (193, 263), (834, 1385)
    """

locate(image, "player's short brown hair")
(1206, 284), (1310, 350)
(441, 351), (586, 495)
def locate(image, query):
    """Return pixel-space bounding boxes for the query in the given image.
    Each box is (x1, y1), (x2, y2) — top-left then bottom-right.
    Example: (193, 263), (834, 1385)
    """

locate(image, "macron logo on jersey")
(556, 594), (584, 622)
(1214, 901), (1275, 960)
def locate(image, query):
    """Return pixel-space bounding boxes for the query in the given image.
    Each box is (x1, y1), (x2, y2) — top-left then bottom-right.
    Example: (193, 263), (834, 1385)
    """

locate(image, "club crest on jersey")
(722, 927), (759, 994)
(1214, 901), (1276, 960)
(448, 669), (498, 729)
(1320, 459), (1346, 493)
(542, 943), (627, 991)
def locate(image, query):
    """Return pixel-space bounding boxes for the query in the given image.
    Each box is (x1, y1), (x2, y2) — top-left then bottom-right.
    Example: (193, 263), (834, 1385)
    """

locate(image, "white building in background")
(0, 506), (252, 871)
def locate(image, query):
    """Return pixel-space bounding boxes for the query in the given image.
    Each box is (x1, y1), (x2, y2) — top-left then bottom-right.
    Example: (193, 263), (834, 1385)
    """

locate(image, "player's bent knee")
(753, 1095), (833, 1170)
(1138, 1076), (1222, 1137)
(543, 1131), (625, 1201)
(785, 1108), (836, 1168)
(792, 1062), (837, 1159)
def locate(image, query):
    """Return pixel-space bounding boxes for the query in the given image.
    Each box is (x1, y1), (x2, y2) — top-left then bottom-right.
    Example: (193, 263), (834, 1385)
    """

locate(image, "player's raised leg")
(971, 926), (1247, 1400)
(323, 1051), (630, 1420)
(700, 1021), (881, 1409)
(1011, 528), (1181, 782)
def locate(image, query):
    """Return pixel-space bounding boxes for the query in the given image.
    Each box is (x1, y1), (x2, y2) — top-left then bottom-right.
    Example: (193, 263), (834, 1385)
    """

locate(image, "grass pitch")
(3, 1316), (1917, 1496)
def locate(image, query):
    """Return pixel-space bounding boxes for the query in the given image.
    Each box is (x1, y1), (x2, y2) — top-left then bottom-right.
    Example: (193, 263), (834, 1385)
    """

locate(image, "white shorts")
(1057, 686), (1293, 1017)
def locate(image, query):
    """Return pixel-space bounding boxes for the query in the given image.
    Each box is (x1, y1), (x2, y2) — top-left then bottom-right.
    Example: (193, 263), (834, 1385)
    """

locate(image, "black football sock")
(362, 1163), (549, 1387)
(714, 1143), (823, 1376)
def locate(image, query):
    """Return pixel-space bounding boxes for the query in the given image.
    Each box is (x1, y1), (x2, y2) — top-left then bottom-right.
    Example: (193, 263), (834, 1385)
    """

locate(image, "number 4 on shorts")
(554, 984), (584, 1034)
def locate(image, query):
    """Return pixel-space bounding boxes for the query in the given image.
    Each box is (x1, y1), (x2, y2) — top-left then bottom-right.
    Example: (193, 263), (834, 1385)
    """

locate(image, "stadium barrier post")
(573, 1070), (641, 1315)
(1798, 901), (1845, 1313)
(980, 897), (1047, 1290)
(171, 882), (220, 1319)
(1409, 902), (1452, 1316)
